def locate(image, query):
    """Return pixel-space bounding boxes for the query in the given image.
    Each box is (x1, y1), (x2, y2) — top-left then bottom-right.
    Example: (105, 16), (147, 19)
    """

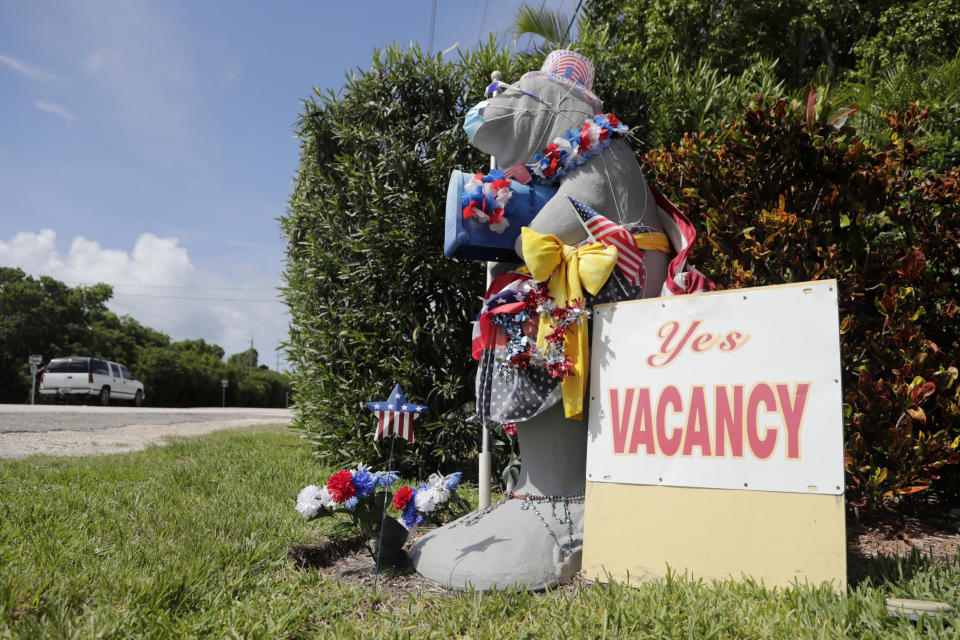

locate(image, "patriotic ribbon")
(520, 227), (618, 420)
(650, 187), (717, 296)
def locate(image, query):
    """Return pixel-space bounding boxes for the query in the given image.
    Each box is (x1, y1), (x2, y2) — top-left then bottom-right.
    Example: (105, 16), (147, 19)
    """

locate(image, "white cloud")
(0, 230), (289, 368)
(0, 52), (56, 82)
(34, 100), (75, 126)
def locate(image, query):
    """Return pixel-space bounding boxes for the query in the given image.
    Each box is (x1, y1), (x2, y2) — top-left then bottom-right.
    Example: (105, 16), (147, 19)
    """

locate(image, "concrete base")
(409, 403), (586, 590)
(408, 495), (584, 591)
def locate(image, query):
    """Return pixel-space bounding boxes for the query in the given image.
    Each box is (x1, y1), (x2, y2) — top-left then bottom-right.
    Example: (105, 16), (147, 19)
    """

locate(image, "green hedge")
(281, 44), (532, 475)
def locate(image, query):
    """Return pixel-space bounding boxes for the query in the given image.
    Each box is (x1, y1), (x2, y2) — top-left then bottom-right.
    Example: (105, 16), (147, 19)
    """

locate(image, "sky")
(0, 0), (580, 371)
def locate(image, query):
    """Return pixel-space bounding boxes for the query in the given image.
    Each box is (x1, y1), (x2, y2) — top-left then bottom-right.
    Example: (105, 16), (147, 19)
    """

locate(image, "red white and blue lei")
(461, 114), (627, 230)
(528, 113), (628, 183)
(460, 169), (513, 232)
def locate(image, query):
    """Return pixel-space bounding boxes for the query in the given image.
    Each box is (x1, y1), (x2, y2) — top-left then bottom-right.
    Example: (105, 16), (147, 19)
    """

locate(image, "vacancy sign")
(586, 280), (844, 494)
(582, 281), (847, 588)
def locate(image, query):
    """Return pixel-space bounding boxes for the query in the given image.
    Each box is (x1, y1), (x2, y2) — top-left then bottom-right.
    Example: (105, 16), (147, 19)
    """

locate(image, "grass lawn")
(1, 426), (958, 639)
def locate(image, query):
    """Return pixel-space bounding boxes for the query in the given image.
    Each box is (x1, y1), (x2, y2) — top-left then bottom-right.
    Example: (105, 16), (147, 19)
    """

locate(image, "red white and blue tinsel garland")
(490, 282), (588, 380)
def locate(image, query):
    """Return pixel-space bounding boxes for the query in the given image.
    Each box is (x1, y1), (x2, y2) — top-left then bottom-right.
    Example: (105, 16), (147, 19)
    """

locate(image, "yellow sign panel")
(582, 483), (846, 588)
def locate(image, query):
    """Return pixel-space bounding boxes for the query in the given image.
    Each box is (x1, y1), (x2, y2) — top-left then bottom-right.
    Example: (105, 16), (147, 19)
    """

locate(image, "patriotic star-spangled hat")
(365, 383), (428, 443)
(519, 49), (602, 113)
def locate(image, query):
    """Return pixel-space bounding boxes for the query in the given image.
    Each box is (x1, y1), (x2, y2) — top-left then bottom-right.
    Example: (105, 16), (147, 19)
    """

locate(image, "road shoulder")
(0, 418), (292, 459)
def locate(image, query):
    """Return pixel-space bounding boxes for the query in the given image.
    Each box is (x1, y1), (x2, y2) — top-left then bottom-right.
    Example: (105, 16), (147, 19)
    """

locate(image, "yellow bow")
(521, 227), (619, 420)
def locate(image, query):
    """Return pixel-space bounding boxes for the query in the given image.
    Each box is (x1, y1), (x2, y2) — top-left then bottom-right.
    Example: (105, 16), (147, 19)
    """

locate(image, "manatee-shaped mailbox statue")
(411, 51), (712, 590)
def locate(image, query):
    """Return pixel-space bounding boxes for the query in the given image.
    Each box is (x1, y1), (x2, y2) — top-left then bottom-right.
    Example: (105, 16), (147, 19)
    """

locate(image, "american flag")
(471, 272), (534, 360)
(503, 162), (532, 185)
(365, 384), (427, 443)
(568, 197), (645, 287)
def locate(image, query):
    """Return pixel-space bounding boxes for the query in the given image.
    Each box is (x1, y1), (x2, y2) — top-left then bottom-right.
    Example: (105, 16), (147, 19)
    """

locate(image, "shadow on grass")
(847, 547), (943, 589)
(288, 533), (367, 569)
(288, 533), (426, 585)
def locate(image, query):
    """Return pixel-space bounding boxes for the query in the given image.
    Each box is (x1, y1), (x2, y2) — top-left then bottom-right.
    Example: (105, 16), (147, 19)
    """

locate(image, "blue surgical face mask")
(463, 100), (489, 141)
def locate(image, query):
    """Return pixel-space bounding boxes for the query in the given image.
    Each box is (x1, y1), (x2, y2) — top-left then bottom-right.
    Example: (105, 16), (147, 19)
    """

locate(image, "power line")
(112, 292), (280, 303)
(563, 0), (584, 43)
(476, 0), (489, 47)
(428, 0), (437, 53)
(67, 281), (276, 291)
(107, 299), (182, 325)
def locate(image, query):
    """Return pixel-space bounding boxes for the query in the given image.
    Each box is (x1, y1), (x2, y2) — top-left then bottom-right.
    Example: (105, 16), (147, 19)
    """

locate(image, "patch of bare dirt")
(289, 529), (455, 608)
(291, 508), (960, 603)
(847, 507), (960, 583)
(288, 527), (589, 609)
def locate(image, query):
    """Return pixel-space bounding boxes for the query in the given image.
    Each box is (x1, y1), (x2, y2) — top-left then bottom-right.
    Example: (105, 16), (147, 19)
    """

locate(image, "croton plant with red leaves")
(644, 94), (959, 510)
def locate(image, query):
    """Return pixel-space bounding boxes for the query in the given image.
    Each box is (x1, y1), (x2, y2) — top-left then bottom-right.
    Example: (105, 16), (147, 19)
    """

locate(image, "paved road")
(0, 405), (294, 459)
(0, 405), (292, 433)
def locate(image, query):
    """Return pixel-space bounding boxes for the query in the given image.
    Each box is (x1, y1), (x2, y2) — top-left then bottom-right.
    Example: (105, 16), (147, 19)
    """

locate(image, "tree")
(90, 312), (169, 366)
(851, 1), (960, 79)
(0, 269), (290, 407)
(0, 268), (112, 402)
(581, 0), (960, 88)
(227, 347), (258, 374)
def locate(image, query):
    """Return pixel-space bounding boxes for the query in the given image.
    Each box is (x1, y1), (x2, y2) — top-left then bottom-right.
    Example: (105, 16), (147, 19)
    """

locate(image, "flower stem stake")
(373, 433), (397, 590)
(365, 383), (427, 588)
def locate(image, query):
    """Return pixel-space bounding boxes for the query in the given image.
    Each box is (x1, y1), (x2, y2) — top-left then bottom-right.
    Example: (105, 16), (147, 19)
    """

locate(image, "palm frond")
(511, 3), (570, 50)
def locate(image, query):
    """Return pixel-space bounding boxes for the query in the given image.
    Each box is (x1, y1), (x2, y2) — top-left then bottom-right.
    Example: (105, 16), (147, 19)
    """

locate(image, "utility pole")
(249, 335), (254, 378)
(29, 355), (42, 405)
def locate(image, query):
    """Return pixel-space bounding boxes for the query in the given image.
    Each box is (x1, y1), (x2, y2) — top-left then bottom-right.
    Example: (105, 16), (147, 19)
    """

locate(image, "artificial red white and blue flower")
(391, 471), (462, 531)
(296, 463), (399, 519)
(461, 168), (514, 233)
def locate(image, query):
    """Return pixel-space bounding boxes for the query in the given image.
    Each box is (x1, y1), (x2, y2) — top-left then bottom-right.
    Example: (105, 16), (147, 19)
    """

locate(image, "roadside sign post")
(28, 355), (42, 405)
(221, 379), (228, 407)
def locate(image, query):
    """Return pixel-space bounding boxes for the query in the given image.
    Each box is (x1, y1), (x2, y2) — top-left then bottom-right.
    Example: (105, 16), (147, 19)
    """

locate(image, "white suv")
(39, 356), (146, 406)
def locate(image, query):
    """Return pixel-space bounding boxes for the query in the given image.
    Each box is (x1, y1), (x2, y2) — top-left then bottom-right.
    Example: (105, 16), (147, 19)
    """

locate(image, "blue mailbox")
(443, 169), (557, 262)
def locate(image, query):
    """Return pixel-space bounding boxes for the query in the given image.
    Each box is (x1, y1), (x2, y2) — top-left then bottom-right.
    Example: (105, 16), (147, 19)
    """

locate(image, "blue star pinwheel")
(365, 384), (427, 443)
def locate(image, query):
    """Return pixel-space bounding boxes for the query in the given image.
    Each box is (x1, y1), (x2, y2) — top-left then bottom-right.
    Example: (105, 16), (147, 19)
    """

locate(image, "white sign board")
(29, 354), (43, 365)
(587, 281), (844, 495)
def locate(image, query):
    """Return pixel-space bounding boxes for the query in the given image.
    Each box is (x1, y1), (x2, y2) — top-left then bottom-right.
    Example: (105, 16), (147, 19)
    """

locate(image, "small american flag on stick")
(365, 384), (427, 443)
(568, 196), (646, 287)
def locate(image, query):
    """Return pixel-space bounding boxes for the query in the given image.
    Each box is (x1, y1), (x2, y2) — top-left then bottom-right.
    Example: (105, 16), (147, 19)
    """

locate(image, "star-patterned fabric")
(473, 221), (654, 425)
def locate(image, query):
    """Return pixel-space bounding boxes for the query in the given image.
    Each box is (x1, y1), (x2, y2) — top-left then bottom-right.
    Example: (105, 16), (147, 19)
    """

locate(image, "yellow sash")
(521, 227), (671, 420)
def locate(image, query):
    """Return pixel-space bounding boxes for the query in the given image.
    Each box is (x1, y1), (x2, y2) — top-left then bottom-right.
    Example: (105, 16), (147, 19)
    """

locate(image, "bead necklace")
(505, 491), (585, 502)
(449, 491), (585, 557)
(506, 491), (585, 557)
